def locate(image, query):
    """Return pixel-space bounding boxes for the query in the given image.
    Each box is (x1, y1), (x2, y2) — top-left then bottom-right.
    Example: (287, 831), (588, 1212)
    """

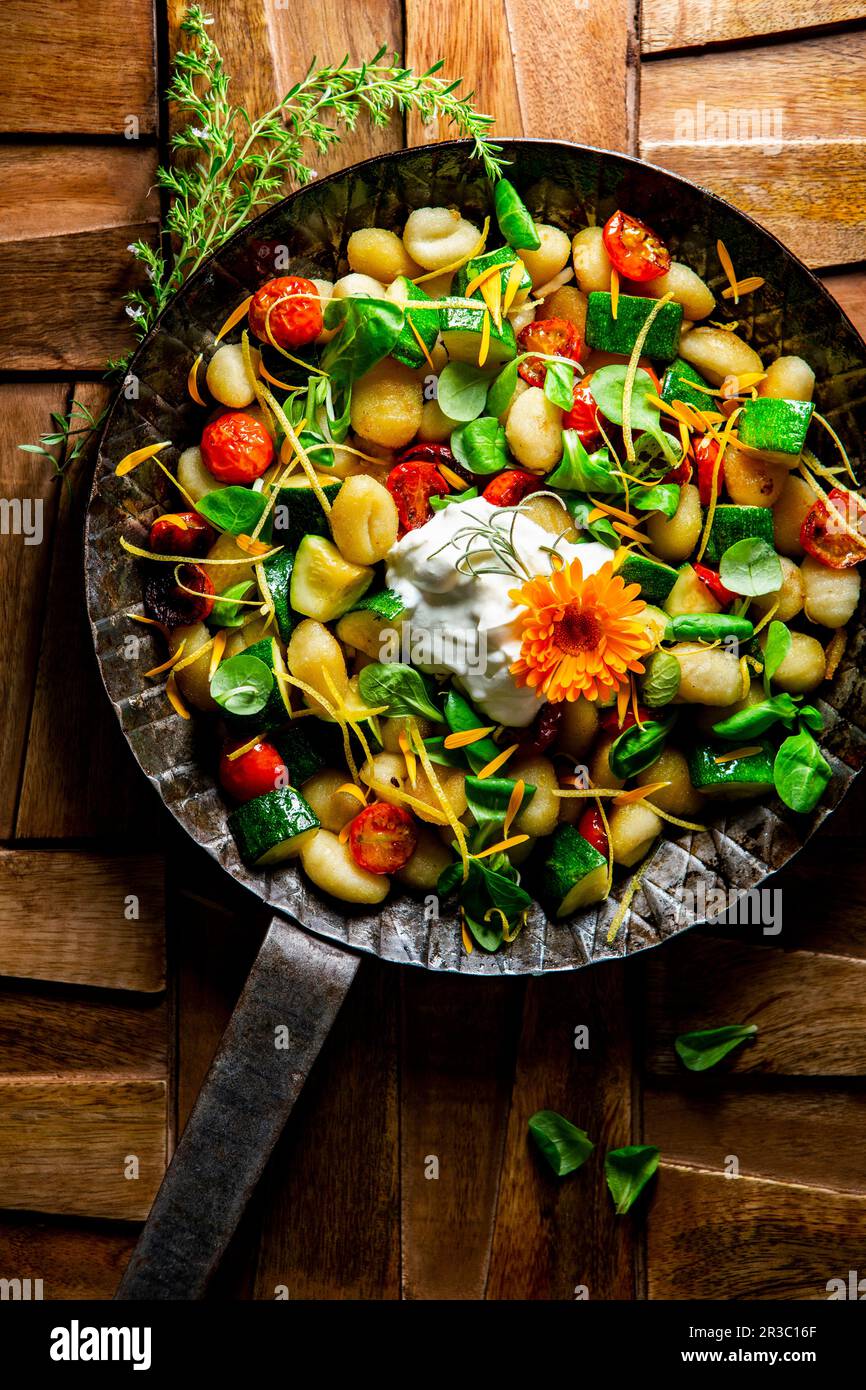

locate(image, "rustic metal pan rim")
(84, 136), (866, 976)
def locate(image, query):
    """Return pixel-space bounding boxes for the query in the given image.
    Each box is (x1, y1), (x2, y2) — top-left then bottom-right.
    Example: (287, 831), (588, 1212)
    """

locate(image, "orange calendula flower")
(508, 557), (651, 703)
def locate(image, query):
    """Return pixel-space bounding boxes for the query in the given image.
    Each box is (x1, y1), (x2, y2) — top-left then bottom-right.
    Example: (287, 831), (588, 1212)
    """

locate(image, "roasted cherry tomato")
(562, 377), (602, 445)
(201, 411), (274, 484)
(601, 210), (671, 282)
(248, 275), (323, 349)
(662, 453), (692, 486)
(149, 511), (215, 557)
(348, 801), (418, 875)
(517, 317), (582, 388)
(599, 703), (650, 735)
(219, 739), (289, 803)
(144, 562), (214, 628)
(800, 487), (866, 569)
(693, 561), (736, 607)
(578, 805), (609, 858)
(692, 434), (724, 507)
(386, 460), (450, 534)
(516, 701), (564, 756)
(483, 469), (544, 507)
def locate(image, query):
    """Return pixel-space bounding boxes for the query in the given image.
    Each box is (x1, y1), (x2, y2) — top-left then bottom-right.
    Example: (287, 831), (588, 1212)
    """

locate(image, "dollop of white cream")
(386, 498), (611, 726)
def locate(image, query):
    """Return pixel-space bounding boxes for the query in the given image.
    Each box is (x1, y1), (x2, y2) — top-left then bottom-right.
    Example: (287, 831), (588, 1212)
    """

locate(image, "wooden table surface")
(1, 0), (865, 1300)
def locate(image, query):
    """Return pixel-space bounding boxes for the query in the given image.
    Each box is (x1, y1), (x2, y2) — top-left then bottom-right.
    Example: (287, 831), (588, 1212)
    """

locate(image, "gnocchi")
(505, 386), (563, 472)
(350, 359), (424, 448)
(300, 830), (389, 904)
(329, 474), (399, 564)
(402, 206), (480, 270)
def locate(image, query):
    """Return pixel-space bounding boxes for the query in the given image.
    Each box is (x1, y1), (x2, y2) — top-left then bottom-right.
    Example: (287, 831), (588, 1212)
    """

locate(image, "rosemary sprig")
(20, 3), (503, 479)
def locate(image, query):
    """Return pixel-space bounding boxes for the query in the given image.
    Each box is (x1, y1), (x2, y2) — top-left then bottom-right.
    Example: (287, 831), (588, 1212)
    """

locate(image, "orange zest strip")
(226, 732), (266, 761)
(337, 782), (369, 807)
(475, 743), (518, 780)
(612, 520), (648, 543)
(144, 640), (186, 678)
(398, 729), (418, 787)
(165, 671), (190, 720)
(406, 314), (436, 371)
(438, 463), (467, 491)
(610, 267), (620, 319)
(480, 271), (503, 330)
(478, 309), (491, 367)
(587, 496), (639, 526)
(465, 261), (509, 299)
(461, 914), (474, 954)
(259, 363), (297, 391)
(716, 240), (740, 304)
(503, 778), (526, 838)
(208, 630), (227, 681)
(116, 442), (171, 476)
(127, 612), (162, 627)
(695, 407), (742, 563)
(410, 720), (470, 876)
(187, 354), (207, 406)
(338, 821), (353, 845)
(236, 533), (273, 556)
(812, 413), (858, 485)
(474, 834), (530, 860)
(443, 725), (496, 749)
(215, 294), (254, 343)
(714, 746), (764, 764)
(643, 803), (707, 833)
(411, 216), (490, 285)
(613, 781), (671, 807)
(120, 536), (283, 565)
(606, 853), (653, 946)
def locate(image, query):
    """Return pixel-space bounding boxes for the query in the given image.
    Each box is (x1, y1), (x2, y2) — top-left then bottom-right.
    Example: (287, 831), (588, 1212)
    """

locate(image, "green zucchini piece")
(440, 304), (517, 366)
(687, 740), (775, 800)
(335, 587), (406, 660)
(737, 397), (813, 460)
(289, 534), (374, 622)
(641, 603), (672, 645)
(703, 504), (775, 566)
(664, 564), (721, 617)
(272, 477), (341, 551)
(493, 179), (541, 251)
(228, 786), (320, 866)
(585, 292), (683, 361)
(271, 722), (333, 786)
(661, 357), (712, 412)
(542, 824), (608, 919)
(619, 553), (678, 604)
(453, 246), (531, 302)
(390, 277), (440, 369)
(261, 549), (296, 642)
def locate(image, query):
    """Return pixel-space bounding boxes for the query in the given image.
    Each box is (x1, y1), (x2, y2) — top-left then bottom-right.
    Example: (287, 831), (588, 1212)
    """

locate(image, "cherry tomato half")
(483, 469), (544, 507)
(692, 434), (725, 507)
(201, 411), (275, 485)
(599, 703), (650, 735)
(248, 275), (323, 350)
(517, 318), (582, 388)
(562, 377), (602, 446)
(662, 454), (692, 486)
(578, 805), (609, 858)
(386, 460), (450, 534)
(601, 210), (671, 282)
(144, 562), (215, 628)
(516, 701), (564, 756)
(149, 511), (215, 557)
(348, 802), (418, 875)
(219, 740), (289, 803)
(800, 487), (866, 569)
(693, 561), (736, 607)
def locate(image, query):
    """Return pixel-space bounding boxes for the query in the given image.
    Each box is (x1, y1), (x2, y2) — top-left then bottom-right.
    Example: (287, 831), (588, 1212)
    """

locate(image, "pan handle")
(115, 915), (360, 1300)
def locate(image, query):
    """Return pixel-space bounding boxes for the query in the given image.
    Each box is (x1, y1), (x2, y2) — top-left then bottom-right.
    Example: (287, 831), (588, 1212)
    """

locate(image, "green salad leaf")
(632, 482), (680, 521)
(589, 365), (679, 465)
(210, 653), (273, 716)
(762, 619), (792, 691)
(543, 358), (575, 410)
(444, 689), (501, 772)
(547, 432), (622, 494)
(773, 729), (832, 813)
(430, 486), (479, 511)
(719, 538), (783, 597)
(641, 650), (681, 707)
(566, 497), (619, 549)
(357, 662), (443, 722)
(438, 853), (532, 951)
(197, 485), (268, 535)
(604, 1145), (660, 1215)
(712, 692), (801, 739)
(437, 361), (496, 422)
(450, 416), (509, 474)
(208, 579), (254, 629)
(485, 358), (520, 419)
(608, 716), (675, 781)
(321, 296), (404, 391)
(675, 1024), (758, 1072)
(528, 1110), (594, 1177)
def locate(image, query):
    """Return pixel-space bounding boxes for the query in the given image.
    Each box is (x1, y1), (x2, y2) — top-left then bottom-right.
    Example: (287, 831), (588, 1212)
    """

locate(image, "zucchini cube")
(453, 246), (531, 302)
(661, 357), (712, 412)
(703, 504), (775, 566)
(390, 276), (440, 369)
(737, 396), (813, 461)
(585, 291), (683, 361)
(440, 304), (517, 366)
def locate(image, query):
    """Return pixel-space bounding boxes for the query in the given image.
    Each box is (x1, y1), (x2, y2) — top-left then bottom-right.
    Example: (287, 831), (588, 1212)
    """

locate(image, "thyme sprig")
(429, 495), (570, 581)
(21, 3), (503, 478)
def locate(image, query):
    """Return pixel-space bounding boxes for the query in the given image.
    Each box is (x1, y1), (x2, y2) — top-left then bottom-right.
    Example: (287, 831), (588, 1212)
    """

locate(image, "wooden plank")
(642, 0), (866, 55)
(17, 382), (158, 839)
(645, 936), (866, 1075)
(647, 1163), (866, 1298)
(0, 1216), (137, 1300)
(0, 1), (156, 135)
(0, 850), (165, 993)
(399, 974), (523, 1299)
(639, 33), (866, 267)
(645, 1084), (866, 1192)
(168, 0), (403, 179)
(404, 0), (525, 145)
(0, 985), (167, 1076)
(248, 959), (400, 1300)
(486, 966), (638, 1300)
(822, 268), (866, 337)
(0, 1078), (165, 1220)
(0, 383), (65, 837)
(0, 147), (159, 246)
